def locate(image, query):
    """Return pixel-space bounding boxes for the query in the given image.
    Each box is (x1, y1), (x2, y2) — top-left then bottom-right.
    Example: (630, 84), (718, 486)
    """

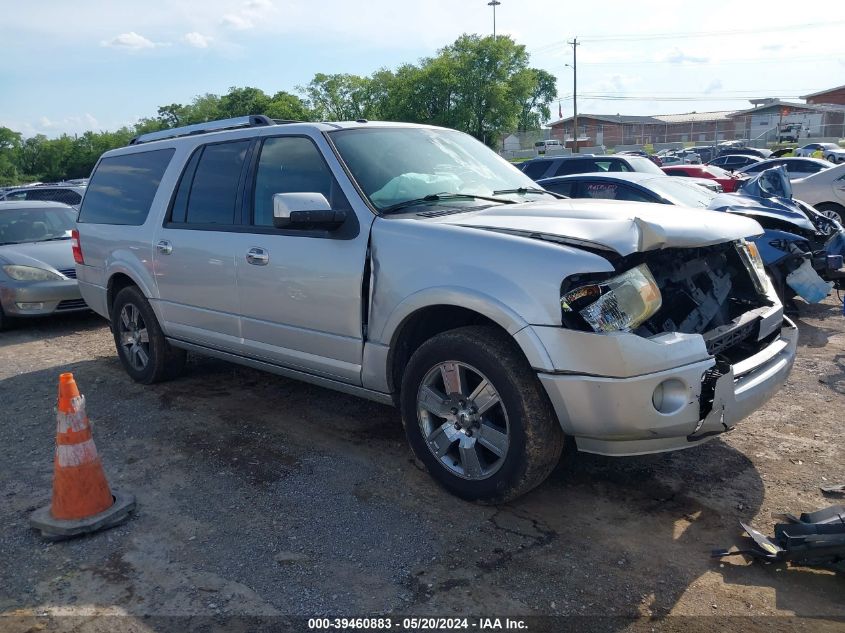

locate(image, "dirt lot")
(1, 299), (844, 630)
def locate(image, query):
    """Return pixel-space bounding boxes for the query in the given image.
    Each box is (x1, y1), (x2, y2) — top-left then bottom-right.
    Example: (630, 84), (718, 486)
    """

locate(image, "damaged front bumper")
(534, 316), (798, 456)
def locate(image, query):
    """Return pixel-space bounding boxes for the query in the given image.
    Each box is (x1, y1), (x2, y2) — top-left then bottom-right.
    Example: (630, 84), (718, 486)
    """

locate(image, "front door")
(235, 134), (374, 384)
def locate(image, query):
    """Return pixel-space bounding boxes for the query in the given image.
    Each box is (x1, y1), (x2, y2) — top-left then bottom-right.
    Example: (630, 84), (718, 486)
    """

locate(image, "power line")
(533, 20), (845, 52)
(576, 54), (839, 67)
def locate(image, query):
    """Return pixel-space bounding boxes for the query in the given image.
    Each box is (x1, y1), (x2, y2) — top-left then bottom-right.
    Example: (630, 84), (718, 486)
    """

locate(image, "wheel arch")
(384, 298), (553, 398)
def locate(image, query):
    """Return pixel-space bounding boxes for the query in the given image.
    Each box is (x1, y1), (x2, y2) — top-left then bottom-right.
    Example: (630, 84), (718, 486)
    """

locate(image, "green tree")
(516, 68), (557, 131)
(301, 73), (372, 120)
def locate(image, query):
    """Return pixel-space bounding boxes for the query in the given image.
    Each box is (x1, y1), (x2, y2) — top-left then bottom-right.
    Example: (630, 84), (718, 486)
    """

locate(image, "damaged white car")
(74, 119), (797, 502)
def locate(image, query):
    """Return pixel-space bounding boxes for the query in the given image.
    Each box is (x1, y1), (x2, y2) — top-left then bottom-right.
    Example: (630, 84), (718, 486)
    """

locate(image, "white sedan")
(824, 146), (845, 164)
(790, 163), (845, 224)
(794, 142), (840, 158)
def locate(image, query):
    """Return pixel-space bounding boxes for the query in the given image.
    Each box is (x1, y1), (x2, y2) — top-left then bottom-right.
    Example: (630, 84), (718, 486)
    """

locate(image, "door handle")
(156, 240), (172, 255)
(246, 247), (269, 266)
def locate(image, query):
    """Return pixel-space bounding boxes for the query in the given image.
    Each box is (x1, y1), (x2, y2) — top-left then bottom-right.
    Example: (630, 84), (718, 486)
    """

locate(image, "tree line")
(0, 34), (556, 186)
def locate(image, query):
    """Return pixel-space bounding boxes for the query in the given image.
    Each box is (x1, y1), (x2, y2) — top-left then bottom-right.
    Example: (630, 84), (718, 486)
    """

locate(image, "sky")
(1, 0), (843, 137)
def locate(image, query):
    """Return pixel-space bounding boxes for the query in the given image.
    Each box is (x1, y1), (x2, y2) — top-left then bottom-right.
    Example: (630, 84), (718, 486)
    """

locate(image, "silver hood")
(432, 199), (763, 256)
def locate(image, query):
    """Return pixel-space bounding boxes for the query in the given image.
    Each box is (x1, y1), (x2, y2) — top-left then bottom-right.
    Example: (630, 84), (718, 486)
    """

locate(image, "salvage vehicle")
(709, 167), (845, 306)
(0, 201), (87, 330)
(0, 183), (86, 209)
(74, 116), (797, 502)
(790, 162), (845, 223)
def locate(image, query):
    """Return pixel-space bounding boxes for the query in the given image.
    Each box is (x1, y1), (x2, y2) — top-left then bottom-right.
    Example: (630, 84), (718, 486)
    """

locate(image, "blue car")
(709, 167), (845, 304)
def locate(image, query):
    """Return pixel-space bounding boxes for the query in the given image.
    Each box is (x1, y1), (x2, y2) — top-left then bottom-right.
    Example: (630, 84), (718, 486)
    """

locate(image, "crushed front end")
(533, 241), (797, 456)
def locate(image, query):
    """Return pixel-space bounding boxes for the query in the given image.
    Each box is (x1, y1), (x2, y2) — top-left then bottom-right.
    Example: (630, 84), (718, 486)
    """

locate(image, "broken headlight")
(735, 239), (770, 296)
(561, 264), (662, 333)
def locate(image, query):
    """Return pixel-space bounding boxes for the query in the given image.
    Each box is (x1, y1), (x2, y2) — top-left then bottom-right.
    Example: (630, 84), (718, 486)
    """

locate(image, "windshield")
(644, 177), (718, 208)
(0, 207), (75, 245)
(329, 127), (552, 212)
(626, 156), (664, 175)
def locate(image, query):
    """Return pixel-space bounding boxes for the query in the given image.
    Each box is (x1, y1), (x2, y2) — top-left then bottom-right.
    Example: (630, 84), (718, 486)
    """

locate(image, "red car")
(661, 164), (746, 192)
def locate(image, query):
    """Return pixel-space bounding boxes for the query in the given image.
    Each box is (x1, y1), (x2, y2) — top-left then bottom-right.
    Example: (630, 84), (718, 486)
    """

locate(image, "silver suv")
(74, 115), (797, 502)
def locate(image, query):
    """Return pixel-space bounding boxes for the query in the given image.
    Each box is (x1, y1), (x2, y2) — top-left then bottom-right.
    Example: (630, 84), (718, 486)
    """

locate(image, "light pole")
(567, 38), (579, 152)
(488, 0), (501, 39)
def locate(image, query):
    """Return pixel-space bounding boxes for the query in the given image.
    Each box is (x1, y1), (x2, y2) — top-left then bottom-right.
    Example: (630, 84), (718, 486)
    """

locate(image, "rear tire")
(111, 286), (186, 384)
(400, 326), (564, 503)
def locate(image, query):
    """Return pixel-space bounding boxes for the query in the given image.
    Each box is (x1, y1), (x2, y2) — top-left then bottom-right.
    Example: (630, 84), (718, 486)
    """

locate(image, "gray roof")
(0, 200), (75, 210)
(548, 114), (663, 126)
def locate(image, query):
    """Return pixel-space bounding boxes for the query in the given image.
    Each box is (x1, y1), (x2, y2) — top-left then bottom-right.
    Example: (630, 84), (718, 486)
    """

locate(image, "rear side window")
(184, 140), (251, 225)
(78, 149), (174, 225)
(521, 161), (550, 180)
(540, 180), (573, 197)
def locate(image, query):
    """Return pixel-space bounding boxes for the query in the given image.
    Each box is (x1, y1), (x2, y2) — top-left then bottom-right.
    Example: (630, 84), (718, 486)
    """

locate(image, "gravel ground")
(0, 299), (844, 630)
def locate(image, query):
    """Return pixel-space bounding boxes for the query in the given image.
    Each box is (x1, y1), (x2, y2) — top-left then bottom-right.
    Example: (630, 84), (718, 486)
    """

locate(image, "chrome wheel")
(118, 303), (150, 372)
(416, 361), (510, 480)
(819, 208), (843, 224)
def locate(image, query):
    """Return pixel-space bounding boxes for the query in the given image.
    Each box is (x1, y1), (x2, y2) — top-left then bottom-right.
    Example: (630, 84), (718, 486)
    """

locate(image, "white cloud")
(221, 13), (254, 30)
(664, 48), (708, 64)
(184, 32), (213, 48)
(703, 79), (723, 94)
(100, 31), (160, 50)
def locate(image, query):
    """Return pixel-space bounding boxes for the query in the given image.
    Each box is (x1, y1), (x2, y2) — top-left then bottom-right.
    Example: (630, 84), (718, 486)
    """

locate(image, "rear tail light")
(71, 229), (84, 265)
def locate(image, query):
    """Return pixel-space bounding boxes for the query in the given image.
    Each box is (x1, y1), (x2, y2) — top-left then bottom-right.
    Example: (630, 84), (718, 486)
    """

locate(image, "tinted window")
(784, 159), (825, 173)
(78, 149), (174, 225)
(253, 136), (349, 227)
(168, 149), (202, 224)
(540, 180), (573, 196)
(185, 140), (251, 225)
(521, 161), (551, 180)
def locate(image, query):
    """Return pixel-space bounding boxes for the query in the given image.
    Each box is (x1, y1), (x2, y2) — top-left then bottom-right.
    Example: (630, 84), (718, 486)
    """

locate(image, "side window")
(581, 181), (620, 199)
(553, 161), (583, 176)
(613, 185), (653, 202)
(184, 140), (251, 225)
(541, 180), (573, 197)
(78, 148), (175, 225)
(522, 161), (550, 180)
(252, 136), (350, 227)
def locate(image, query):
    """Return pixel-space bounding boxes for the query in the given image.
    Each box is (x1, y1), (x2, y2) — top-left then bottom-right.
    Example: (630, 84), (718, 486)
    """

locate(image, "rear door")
(234, 133), (373, 384)
(152, 138), (253, 354)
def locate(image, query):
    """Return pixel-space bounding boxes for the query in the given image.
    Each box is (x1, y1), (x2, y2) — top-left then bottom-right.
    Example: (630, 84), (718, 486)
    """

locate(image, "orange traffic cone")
(30, 373), (135, 540)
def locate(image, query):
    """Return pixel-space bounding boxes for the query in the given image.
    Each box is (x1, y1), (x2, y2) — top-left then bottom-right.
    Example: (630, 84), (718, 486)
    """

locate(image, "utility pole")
(568, 37), (579, 152)
(488, 0), (501, 39)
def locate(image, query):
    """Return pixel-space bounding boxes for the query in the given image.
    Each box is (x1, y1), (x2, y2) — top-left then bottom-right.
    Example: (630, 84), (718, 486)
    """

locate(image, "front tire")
(400, 326), (564, 503)
(111, 286), (186, 384)
(816, 203), (844, 225)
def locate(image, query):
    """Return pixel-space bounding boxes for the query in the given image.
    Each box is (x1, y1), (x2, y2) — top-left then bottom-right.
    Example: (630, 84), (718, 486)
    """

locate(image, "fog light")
(16, 302), (45, 310)
(652, 379), (688, 415)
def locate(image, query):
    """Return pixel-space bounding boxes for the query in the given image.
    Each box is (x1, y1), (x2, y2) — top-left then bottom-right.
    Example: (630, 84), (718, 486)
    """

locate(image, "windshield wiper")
(379, 192), (516, 215)
(493, 186), (566, 199)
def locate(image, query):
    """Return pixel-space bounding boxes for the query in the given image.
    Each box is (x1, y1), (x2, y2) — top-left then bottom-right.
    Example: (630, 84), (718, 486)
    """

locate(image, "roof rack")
(129, 114), (278, 145)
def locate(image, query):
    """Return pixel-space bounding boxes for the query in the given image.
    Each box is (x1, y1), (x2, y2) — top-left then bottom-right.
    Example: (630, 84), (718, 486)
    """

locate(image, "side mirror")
(272, 192), (347, 229)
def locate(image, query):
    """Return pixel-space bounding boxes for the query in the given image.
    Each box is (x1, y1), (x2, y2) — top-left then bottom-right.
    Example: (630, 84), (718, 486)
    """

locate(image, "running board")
(167, 338), (395, 406)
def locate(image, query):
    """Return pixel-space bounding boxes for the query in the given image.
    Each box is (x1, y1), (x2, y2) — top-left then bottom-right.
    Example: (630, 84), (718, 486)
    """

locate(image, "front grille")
(703, 319), (758, 356)
(58, 268), (77, 279)
(56, 298), (87, 311)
